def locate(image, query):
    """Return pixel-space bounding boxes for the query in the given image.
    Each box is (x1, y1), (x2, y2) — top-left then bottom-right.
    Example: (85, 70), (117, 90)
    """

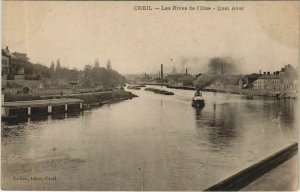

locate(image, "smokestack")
(267, 72), (270, 75)
(186, 68), (188, 76)
(161, 64), (164, 80)
(264, 72), (266, 74)
(259, 70), (261, 74)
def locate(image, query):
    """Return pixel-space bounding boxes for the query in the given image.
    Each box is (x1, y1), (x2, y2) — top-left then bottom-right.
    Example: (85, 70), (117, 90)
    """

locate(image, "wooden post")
(2, 107), (9, 118)
(48, 106), (52, 114)
(65, 104), (68, 112)
(80, 102), (83, 110)
(28, 107), (31, 116)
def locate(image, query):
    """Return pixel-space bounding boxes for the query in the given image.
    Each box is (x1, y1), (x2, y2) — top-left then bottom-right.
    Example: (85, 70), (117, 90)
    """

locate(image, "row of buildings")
(208, 64), (298, 96)
(136, 64), (297, 97)
(164, 68), (198, 87)
(2, 47), (27, 80)
(136, 67), (198, 87)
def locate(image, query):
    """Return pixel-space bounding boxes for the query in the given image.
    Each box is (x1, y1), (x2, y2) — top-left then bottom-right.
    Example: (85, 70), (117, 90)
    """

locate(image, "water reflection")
(194, 103), (240, 150)
(2, 111), (83, 126)
(2, 125), (26, 138)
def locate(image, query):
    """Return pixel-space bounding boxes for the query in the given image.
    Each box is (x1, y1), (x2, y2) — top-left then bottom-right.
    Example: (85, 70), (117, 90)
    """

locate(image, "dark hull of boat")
(192, 100), (205, 108)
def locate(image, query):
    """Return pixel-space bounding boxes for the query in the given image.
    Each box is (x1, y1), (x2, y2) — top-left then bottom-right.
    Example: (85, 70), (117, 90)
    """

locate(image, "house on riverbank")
(252, 72), (280, 91)
(239, 73), (262, 89)
(207, 75), (243, 92)
(202, 64), (298, 98)
(165, 72), (197, 87)
(250, 65), (298, 97)
(1, 47), (26, 80)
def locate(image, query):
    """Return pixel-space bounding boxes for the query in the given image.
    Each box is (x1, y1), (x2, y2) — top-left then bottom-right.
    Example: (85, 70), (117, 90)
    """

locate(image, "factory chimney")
(186, 68), (188, 76)
(161, 64), (164, 80)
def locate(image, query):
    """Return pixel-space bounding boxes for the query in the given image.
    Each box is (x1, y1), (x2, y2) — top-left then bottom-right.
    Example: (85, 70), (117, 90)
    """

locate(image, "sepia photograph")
(1, 1), (299, 191)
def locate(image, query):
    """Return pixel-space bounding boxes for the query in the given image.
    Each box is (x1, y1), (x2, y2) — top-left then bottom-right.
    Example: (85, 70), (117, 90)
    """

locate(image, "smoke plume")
(196, 57), (238, 89)
(208, 57), (237, 75)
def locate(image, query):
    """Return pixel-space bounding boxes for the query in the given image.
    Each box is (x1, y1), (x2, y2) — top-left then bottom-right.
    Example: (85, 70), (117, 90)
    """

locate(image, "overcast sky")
(3, 1), (299, 74)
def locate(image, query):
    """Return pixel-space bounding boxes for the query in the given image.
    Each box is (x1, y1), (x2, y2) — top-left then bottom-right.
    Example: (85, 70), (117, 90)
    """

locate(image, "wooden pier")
(2, 98), (83, 118)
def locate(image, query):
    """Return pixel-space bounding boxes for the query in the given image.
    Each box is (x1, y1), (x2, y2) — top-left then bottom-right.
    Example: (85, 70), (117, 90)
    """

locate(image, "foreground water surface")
(1, 86), (298, 190)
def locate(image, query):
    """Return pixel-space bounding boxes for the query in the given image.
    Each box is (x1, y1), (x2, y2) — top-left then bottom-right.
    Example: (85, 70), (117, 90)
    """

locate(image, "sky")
(2, 1), (299, 75)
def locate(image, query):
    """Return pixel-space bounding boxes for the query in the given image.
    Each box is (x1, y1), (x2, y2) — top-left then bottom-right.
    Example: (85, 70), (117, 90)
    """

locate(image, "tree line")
(25, 59), (125, 88)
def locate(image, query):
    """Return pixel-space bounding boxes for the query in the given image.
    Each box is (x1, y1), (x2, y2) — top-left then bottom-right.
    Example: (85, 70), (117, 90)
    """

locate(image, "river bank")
(202, 88), (297, 99)
(4, 90), (138, 105)
(162, 85), (297, 99)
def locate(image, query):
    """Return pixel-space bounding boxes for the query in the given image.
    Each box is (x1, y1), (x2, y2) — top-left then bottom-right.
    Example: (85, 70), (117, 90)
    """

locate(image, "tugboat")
(192, 89), (205, 108)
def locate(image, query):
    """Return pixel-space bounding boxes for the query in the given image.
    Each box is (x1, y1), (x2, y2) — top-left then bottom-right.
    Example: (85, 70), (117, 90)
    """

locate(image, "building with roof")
(252, 65), (298, 95)
(165, 73), (196, 86)
(1, 47), (26, 80)
(1, 49), (10, 78)
(253, 72), (280, 91)
(239, 73), (262, 89)
(278, 64), (298, 95)
(210, 75), (243, 90)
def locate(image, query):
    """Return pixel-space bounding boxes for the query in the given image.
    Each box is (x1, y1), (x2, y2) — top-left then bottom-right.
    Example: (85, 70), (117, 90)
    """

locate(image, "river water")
(1, 86), (298, 190)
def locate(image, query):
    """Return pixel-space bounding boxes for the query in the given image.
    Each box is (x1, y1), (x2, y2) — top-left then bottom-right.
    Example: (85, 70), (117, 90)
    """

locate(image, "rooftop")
(259, 74), (279, 79)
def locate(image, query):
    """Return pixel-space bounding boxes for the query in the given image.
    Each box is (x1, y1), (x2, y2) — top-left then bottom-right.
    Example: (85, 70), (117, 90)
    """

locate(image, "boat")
(145, 87), (155, 91)
(127, 85), (141, 90)
(145, 87), (174, 95)
(192, 89), (205, 108)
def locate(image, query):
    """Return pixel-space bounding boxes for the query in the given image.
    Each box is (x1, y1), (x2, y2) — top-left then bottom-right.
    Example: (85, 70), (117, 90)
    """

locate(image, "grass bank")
(4, 90), (138, 104)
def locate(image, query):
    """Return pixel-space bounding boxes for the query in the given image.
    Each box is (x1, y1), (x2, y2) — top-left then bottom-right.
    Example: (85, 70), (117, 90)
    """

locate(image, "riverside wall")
(204, 143), (298, 191)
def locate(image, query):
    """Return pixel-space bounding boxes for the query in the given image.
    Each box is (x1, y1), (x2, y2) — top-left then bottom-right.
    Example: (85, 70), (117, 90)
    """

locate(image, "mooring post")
(80, 102), (83, 110)
(48, 105), (52, 114)
(3, 108), (9, 118)
(65, 104), (68, 112)
(28, 107), (31, 116)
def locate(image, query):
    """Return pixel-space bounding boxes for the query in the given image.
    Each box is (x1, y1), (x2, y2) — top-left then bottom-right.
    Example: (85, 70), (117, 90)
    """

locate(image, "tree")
(94, 59), (100, 68)
(106, 59), (112, 71)
(50, 61), (55, 71)
(79, 61), (125, 89)
(50, 61), (55, 70)
(56, 59), (61, 71)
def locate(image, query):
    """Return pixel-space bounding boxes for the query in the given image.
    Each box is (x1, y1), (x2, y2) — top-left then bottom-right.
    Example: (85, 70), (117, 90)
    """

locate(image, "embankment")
(4, 90), (137, 106)
(204, 142), (298, 191)
(202, 88), (297, 99)
(62, 91), (137, 107)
